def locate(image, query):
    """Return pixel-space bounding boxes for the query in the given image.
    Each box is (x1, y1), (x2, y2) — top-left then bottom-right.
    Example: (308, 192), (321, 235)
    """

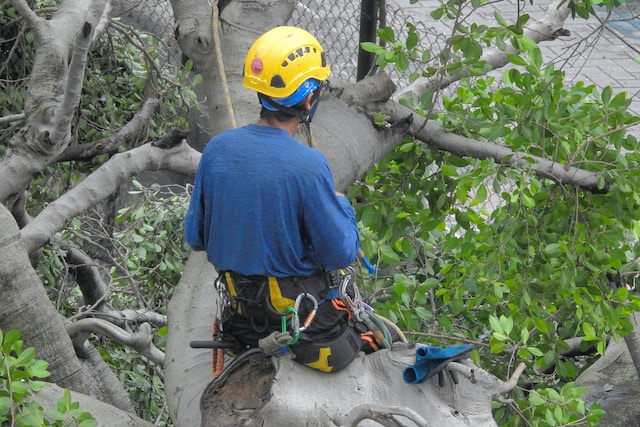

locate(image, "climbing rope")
(211, 315), (225, 377)
(211, 3), (237, 128)
(208, 3), (237, 376)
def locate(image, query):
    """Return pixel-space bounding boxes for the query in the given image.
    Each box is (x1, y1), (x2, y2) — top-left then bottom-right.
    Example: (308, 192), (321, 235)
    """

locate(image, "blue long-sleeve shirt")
(184, 124), (360, 277)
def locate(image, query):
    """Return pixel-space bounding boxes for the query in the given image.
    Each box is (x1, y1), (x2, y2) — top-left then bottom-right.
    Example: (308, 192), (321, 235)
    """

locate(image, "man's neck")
(256, 117), (300, 137)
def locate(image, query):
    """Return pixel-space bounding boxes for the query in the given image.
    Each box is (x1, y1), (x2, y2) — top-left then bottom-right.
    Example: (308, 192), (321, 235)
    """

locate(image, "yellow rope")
(212, 3), (237, 128)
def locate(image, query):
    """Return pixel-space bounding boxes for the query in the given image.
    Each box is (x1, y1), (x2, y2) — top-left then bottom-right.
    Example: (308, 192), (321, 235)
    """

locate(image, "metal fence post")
(357, 0), (379, 81)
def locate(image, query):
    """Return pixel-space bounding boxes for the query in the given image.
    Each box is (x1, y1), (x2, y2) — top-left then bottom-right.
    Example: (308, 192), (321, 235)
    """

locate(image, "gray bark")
(30, 382), (155, 427)
(203, 347), (511, 426)
(0, 203), (88, 394)
(577, 338), (640, 427)
(624, 313), (640, 384)
(2, 0), (109, 201)
(166, 251), (526, 427)
(0, 202), (135, 412)
(165, 251), (217, 427)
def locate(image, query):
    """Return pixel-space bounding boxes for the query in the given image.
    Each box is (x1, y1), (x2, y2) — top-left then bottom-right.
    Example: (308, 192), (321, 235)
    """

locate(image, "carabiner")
(339, 271), (365, 321)
(281, 306), (299, 345)
(294, 293), (318, 332)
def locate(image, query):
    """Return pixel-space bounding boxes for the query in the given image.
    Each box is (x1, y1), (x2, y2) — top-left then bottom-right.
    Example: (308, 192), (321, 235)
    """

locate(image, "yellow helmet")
(243, 26), (330, 99)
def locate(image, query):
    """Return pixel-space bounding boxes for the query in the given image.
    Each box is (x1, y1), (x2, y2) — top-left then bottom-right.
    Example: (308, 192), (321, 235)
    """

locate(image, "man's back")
(184, 123), (359, 277)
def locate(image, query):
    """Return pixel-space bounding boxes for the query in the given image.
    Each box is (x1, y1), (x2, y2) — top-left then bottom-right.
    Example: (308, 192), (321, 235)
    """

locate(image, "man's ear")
(303, 92), (316, 110)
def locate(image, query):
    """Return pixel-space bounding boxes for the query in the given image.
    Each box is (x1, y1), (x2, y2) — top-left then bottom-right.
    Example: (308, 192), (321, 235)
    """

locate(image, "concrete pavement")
(387, 0), (640, 140)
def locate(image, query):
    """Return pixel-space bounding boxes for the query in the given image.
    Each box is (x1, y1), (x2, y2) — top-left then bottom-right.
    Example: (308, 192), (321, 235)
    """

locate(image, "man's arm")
(184, 177), (206, 252)
(303, 171), (360, 270)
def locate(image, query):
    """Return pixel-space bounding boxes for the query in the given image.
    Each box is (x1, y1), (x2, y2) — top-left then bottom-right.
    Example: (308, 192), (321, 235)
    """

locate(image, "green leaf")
(2, 329), (21, 352)
(57, 389), (72, 414)
(0, 396), (10, 418)
(582, 322), (596, 338)
(529, 391), (545, 406)
(380, 245), (401, 264)
(10, 380), (29, 395)
(78, 418), (98, 427)
(395, 53), (409, 72)
(489, 315), (503, 334)
(440, 164), (458, 176)
(507, 53), (527, 66)
(377, 27), (395, 43)
(414, 306), (432, 321)
(533, 317), (549, 334)
(493, 332), (509, 341)
(527, 346), (544, 356)
(521, 192), (535, 208)
(494, 11), (507, 26)
(360, 41), (381, 53)
(544, 243), (563, 257)
(14, 347), (36, 367)
(406, 31), (419, 50)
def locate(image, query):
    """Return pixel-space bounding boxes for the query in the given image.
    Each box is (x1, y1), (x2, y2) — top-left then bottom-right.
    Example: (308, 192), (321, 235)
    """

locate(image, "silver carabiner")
(293, 293), (318, 332)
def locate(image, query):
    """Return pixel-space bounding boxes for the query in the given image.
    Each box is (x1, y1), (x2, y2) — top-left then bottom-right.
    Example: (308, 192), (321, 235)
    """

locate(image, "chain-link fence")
(290, 0), (437, 87)
(112, 0), (436, 88)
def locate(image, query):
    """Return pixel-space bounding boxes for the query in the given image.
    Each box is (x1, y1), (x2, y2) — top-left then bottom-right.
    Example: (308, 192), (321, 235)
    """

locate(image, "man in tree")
(185, 26), (392, 372)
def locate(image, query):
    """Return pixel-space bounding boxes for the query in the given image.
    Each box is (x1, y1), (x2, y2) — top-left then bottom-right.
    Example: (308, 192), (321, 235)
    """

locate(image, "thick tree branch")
(379, 100), (607, 193)
(334, 72), (607, 194)
(9, 0), (41, 31)
(0, 113), (25, 125)
(1, 0), (111, 203)
(51, 21), (95, 144)
(51, 0), (110, 150)
(498, 362), (526, 394)
(0, 203), (90, 394)
(66, 319), (165, 365)
(340, 404), (429, 427)
(70, 308), (167, 330)
(21, 140), (201, 254)
(55, 95), (163, 162)
(63, 244), (109, 311)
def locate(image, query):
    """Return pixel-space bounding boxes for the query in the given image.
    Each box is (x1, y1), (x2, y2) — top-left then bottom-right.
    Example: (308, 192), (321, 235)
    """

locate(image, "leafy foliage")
(2, 1), (198, 424)
(36, 181), (190, 425)
(0, 329), (97, 427)
(0, 0), (199, 212)
(353, 0), (640, 425)
(3, 0), (639, 425)
(111, 179), (190, 312)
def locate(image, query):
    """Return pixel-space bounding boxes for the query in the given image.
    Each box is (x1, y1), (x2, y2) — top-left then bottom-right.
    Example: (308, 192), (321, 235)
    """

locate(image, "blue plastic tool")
(403, 344), (473, 384)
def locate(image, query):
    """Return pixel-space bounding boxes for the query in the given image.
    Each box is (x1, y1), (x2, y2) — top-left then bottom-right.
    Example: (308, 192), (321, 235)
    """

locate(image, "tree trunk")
(198, 347), (510, 427)
(0, 203), (89, 394)
(624, 313), (640, 381)
(577, 338), (640, 427)
(0, 203), (135, 411)
(165, 251), (218, 427)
